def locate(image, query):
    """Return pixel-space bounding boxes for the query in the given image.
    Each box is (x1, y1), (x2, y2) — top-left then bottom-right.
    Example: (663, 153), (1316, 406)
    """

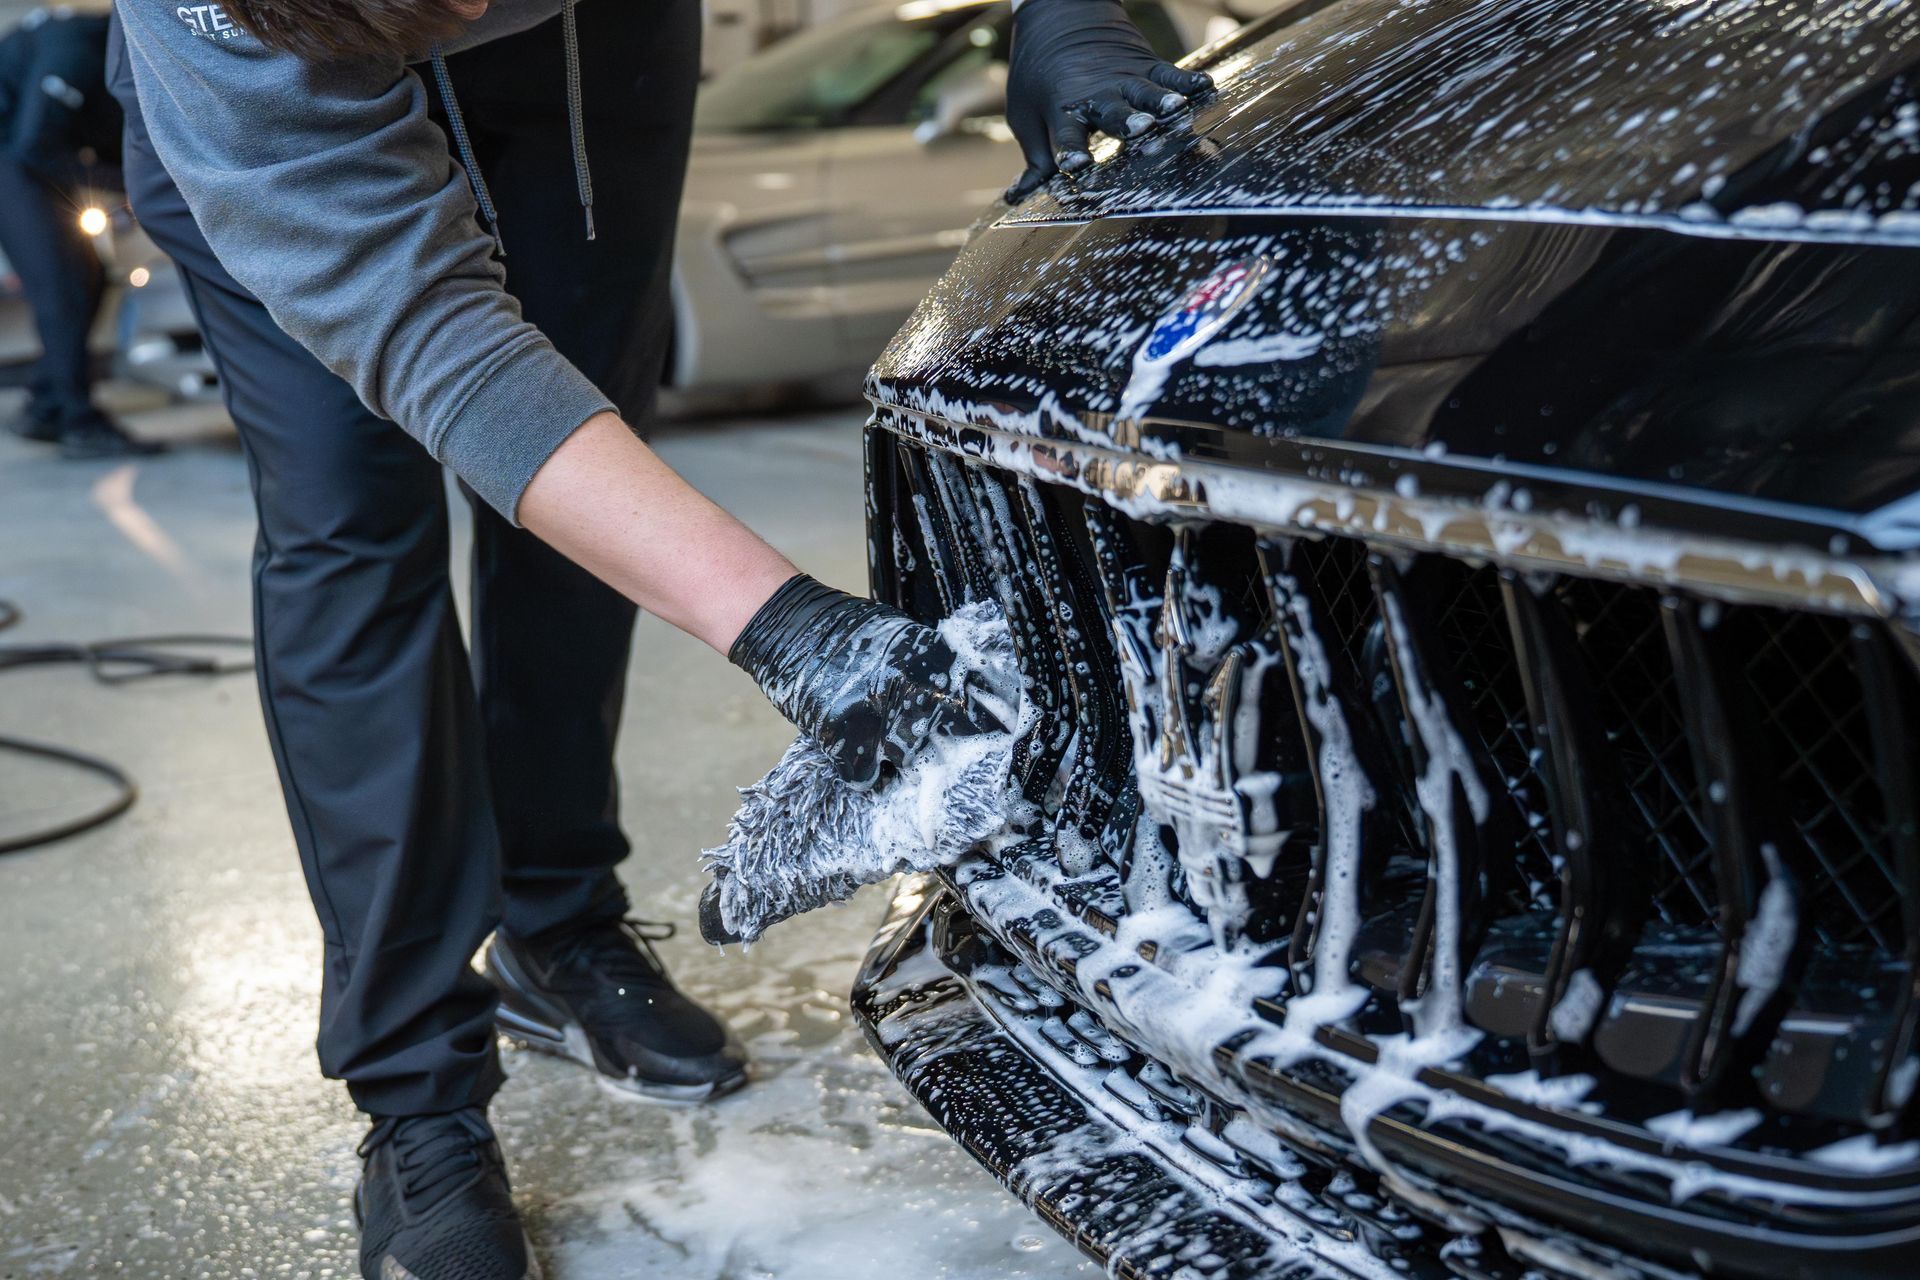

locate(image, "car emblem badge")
(1138, 255), (1274, 368)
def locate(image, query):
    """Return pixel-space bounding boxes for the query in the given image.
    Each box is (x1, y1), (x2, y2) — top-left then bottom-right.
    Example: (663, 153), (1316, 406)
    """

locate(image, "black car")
(849, 1), (1920, 1277)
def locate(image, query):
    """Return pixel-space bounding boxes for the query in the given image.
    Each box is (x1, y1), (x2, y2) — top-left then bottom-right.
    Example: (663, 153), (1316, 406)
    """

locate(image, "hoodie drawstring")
(429, 45), (505, 255)
(562, 0), (596, 241)
(429, 0), (598, 254)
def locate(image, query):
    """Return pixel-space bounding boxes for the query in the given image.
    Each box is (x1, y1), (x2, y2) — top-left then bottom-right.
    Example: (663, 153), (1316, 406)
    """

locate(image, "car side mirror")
(914, 62), (1008, 144)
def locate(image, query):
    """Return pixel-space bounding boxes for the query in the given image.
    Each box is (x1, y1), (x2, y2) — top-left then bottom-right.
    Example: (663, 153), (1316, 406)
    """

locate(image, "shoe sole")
(493, 1002), (749, 1104)
(355, 1185), (544, 1280)
(377, 1249), (541, 1280)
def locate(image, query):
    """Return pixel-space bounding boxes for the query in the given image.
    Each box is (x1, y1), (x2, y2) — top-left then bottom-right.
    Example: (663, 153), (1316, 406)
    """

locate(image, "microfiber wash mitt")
(699, 600), (1026, 946)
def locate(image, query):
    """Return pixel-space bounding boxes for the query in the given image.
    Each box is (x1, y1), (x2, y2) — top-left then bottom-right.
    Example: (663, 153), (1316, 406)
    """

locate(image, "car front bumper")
(851, 874), (1436, 1280)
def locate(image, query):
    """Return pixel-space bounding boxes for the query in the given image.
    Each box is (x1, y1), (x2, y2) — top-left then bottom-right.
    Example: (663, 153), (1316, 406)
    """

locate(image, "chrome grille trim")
(870, 405), (1905, 619)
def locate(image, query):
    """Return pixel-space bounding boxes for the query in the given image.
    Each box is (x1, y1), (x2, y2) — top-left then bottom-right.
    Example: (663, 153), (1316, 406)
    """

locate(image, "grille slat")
(963, 467), (1078, 806)
(1661, 598), (1805, 1104)
(1559, 580), (1720, 931)
(1434, 563), (1558, 914)
(1256, 538), (1409, 996)
(921, 450), (999, 604)
(1500, 574), (1647, 1063)
(1368, 557), (1509, 1019)
(1013, 479), (1131, 870)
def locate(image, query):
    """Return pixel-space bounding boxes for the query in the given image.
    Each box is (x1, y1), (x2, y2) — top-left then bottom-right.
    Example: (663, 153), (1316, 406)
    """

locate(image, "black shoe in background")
(57, 411), (161, 460)
(4, 399), (60, 443)
(487, 918), (749, 1102)
(355, 1107), (540, 1280)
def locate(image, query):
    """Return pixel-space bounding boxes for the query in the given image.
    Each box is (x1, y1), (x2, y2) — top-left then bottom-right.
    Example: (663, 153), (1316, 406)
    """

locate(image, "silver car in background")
(670, 0), (1225, 391)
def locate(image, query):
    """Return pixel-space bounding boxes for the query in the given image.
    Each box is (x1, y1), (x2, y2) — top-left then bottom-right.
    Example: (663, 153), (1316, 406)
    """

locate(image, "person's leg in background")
(443, 0), (748, 1100)
(0, 153), (144, 457)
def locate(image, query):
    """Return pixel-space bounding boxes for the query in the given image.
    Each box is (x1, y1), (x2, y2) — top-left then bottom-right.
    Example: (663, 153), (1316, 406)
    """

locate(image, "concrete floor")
(0, 390), (1094, 1279)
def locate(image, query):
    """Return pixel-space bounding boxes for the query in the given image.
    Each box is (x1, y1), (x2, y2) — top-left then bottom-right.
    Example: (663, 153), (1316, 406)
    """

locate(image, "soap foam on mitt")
(701, 600), (1025, 945)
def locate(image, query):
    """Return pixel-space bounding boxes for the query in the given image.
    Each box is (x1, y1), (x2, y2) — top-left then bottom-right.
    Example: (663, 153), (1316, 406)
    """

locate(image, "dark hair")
(223, 0), (470, 60)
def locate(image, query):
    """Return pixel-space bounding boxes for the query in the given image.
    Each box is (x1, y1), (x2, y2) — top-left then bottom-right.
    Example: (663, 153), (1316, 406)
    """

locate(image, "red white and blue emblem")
(1138, 255), (1274, 367)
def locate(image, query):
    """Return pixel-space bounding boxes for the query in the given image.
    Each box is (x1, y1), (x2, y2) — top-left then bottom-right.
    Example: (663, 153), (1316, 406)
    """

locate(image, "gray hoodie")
(113, 0), (611, 521)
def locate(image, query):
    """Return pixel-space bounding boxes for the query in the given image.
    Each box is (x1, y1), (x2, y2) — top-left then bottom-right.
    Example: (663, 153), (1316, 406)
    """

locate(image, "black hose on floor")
(0, 735), (137, 854)
(0, 600), (252, 855)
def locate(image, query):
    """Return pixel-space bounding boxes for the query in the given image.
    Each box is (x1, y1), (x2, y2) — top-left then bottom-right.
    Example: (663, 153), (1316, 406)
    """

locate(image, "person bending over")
(109, 0), (1207, 1275)
(0, 8), (151, 458)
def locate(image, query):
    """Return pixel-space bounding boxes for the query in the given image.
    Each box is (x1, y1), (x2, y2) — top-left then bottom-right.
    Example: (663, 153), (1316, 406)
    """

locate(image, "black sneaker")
(354, 1108), (540, 1280)
(3, 399), (59, 443)
(486, 918), (748, 1102)
(57, 412), (160, 460)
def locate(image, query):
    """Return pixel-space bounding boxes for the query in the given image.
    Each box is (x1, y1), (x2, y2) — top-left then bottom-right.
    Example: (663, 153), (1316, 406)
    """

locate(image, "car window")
(907, 18), (1009, 125)
(696, 5), (980, 133)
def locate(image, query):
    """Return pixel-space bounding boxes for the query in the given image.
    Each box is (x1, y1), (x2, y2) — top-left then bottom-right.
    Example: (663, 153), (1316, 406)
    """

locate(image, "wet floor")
(0, 391), (1095, 1279)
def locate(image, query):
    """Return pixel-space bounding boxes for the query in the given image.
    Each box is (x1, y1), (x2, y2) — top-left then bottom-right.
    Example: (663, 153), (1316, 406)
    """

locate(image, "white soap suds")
(1647, 1109), (1763, 1150)
(1806, 1133), (1920, 1174)
(955, 836), (1899, 1215)
(1273, 572), (1376, 1030)
(1484, 1070), (1598, 1110)
(1382, 591), (1490, 1041)
(1732, 848), (1797, 1037)
(1549, 969), (1606, 1043)
(1192, 332), (1328, 366)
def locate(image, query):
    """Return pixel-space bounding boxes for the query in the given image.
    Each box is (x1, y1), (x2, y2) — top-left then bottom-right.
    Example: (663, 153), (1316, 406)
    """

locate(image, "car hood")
(868, 0), (1920, 552)
(1009, 0), (1920, 235)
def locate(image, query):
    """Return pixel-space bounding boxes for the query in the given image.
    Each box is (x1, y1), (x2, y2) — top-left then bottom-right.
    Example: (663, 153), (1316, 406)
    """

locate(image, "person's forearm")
(517, 412), (799, 654)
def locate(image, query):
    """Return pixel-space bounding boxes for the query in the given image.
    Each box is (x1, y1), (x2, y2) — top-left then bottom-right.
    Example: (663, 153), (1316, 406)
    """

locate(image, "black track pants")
(110, 0), (702, 1117)
(0, 155), (105, 424)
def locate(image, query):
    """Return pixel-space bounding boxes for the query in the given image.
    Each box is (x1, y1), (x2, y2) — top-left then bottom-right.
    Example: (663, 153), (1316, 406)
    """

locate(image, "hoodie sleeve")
(112, 1), (615, 522)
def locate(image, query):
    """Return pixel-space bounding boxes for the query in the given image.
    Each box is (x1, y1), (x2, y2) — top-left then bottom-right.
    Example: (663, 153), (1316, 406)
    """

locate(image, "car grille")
(867, 419), (1920, 1276)
(1559, 578), (1719, 931)
(1734, 607), (1901, 951)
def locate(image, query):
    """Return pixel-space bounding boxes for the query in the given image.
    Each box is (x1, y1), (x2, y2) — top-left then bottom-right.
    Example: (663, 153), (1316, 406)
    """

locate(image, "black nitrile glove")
(730, 574), (1015, 788)
(1003, 0), (1213, 203)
